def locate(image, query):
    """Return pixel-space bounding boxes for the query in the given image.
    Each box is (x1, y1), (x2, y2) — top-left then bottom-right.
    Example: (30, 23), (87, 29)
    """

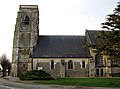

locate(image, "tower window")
(68, 60), (73, 69)
(24, 15), (29, 25)
(23, 64), (25, 67)
(51, 60), (55, 69)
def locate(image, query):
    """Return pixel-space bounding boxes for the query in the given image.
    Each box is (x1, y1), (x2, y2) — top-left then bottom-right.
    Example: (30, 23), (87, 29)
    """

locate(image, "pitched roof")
(86, 30), (101, 45)
(31, 35), (91, 58)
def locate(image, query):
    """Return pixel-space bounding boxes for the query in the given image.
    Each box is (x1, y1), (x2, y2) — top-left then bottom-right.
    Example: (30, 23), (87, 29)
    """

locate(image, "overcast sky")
(0, 0), (119, 60)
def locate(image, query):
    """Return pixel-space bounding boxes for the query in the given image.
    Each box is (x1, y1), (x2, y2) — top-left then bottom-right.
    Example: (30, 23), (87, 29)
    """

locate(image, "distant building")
(11, 5), (120, 77)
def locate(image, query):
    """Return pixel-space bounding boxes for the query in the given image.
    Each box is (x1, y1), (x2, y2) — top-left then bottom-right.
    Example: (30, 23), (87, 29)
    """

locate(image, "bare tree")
(0, 54), (11, 77)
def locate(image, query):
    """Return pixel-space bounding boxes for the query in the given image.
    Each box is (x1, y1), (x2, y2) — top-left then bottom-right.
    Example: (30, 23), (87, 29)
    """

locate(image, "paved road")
(0, 79), (50, 89)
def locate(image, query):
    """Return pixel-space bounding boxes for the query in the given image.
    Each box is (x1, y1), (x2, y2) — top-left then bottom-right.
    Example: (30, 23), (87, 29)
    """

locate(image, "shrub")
(19, 70), (53, 80)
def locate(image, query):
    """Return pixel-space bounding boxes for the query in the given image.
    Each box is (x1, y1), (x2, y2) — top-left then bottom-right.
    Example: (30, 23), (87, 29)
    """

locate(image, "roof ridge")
(86, 30), (102, 32)
(39, 35), (85, 37)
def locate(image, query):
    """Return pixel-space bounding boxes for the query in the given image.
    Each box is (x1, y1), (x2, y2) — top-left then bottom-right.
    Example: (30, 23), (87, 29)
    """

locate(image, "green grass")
(35, 78), (120, 88)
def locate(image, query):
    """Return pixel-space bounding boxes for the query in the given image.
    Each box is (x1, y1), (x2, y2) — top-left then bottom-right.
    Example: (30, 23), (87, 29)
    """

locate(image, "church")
(11, 5), (119, 77)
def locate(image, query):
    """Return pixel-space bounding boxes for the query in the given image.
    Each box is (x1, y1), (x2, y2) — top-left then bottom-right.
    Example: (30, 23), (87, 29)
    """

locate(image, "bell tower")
(11, 5), (39, 76)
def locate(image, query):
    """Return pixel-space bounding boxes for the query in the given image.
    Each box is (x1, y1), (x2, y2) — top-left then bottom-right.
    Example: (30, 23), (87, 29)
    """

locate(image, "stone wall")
(33, 58), (90, 77)
(11, 5), (39, 76)
(111, 67), (120, 77)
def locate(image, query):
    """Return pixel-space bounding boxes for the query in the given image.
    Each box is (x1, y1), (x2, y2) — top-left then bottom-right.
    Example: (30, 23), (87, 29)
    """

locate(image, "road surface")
(0, 78), (51, 89)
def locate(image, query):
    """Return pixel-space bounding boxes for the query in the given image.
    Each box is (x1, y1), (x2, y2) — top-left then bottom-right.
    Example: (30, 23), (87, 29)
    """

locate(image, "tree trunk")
(2, 68), (6, 77)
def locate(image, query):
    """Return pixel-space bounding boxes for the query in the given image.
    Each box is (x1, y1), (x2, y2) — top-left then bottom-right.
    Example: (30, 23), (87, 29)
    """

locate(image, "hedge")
(19, 70), (53, 80)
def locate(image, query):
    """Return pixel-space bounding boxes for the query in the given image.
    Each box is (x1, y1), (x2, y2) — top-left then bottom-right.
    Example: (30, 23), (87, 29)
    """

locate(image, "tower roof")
(19, 5), (38, 10)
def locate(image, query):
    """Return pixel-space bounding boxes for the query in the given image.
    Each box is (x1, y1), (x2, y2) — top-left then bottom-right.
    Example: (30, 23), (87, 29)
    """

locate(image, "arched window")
(51, 60), (54, 69)
(68, 60), (73, 69)
(24, 15), (29, 25)
(95, 53), (103, 66)
(82, 61), (85, 68)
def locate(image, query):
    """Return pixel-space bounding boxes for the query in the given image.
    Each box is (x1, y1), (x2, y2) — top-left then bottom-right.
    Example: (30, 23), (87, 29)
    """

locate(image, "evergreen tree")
(89, 2), (120, 60)
(101, 2), (120, 30)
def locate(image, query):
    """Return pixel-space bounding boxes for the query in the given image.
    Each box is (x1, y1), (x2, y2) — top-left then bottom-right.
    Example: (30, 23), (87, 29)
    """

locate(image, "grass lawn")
(35, 78), (120, 88)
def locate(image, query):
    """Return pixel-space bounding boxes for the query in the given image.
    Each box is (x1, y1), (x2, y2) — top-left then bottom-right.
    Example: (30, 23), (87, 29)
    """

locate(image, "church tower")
(11, 5), (39, 76)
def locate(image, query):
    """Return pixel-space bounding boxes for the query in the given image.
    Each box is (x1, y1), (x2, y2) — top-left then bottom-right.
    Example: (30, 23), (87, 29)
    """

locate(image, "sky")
(0, 0), (119, 60)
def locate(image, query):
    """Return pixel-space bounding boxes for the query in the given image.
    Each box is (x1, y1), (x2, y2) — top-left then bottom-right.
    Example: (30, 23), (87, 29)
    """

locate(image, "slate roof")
(31, 35), (91, 58)
(86, 30), (101, 45)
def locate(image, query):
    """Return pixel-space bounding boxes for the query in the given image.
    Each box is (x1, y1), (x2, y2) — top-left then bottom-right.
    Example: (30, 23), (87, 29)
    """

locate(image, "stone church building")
(11, 5), (119, 77)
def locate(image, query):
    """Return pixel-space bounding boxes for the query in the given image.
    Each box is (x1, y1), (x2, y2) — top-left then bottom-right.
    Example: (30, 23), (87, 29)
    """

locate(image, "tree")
(0, 54), (11, 77)
(101, 2), (120, 58)
(101, 2), (120, 30)
(89, 2), (120, 60)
